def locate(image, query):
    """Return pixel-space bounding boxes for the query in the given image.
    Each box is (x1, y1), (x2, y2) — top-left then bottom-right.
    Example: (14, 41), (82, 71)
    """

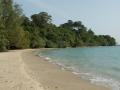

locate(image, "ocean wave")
(72, 71), (120, 90)
(89, 76), (120, 90)
(38, 53), (51, 60)
(45, 57), (51, 60)
(38, 53), (120, 90)
(52, 62), (120, 90)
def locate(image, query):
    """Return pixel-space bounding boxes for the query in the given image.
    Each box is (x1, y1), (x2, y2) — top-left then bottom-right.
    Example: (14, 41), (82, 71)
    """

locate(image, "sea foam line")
(38, 53), (120, 90)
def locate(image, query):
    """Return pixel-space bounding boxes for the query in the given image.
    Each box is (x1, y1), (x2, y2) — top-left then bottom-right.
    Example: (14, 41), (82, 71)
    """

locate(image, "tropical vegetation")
(0, 0), (116, 51)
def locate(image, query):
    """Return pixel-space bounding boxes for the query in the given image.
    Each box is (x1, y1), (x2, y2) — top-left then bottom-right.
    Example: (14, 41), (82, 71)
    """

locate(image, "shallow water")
(39, 46), (120, 90)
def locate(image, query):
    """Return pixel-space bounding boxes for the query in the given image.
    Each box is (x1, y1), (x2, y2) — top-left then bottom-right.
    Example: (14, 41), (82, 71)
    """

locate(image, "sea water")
(39, 46), (120, 90)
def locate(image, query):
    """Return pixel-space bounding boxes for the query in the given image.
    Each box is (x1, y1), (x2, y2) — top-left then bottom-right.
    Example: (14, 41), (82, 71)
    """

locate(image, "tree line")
(0, 0), (116, 52)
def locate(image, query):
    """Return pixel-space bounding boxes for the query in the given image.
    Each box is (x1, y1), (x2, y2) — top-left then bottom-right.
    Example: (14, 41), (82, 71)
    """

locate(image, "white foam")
(72, 71), (120, 90)
(37, 54), (120, 90)
(72, 71), (80, 75)
(45, 57), (51, 60)
(89, 75), (120, 90)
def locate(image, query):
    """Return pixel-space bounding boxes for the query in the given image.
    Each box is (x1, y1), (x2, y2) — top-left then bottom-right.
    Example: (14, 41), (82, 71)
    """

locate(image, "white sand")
(0, 50), (44, 90)
(0, 49), (111, 90)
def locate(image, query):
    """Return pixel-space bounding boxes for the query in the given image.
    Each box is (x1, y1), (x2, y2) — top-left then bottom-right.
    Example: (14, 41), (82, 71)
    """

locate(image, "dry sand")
(0, 49), (111, 90)
(0, 50), (44, 90)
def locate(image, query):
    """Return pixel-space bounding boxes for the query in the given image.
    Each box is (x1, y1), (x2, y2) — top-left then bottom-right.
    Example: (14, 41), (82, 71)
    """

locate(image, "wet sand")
(22, 49), (111, 90)
(0, 49), (111, 90)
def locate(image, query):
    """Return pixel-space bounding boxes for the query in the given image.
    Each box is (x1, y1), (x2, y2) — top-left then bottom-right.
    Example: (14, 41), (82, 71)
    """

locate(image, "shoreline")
(22, 49), (111, 90)
(0, 49), (111, 90)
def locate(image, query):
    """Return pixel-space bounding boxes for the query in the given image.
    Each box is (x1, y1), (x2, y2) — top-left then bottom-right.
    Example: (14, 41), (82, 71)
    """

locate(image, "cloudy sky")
(14, 0), (120, 44)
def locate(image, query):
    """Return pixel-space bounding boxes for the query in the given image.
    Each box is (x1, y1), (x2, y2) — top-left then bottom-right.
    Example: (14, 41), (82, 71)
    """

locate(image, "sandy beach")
(0, 50), (44, 90)
(0, 49), (110, 90)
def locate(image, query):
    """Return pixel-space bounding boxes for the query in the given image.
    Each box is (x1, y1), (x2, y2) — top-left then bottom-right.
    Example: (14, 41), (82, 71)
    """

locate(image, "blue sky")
(14, 0), (120, 44)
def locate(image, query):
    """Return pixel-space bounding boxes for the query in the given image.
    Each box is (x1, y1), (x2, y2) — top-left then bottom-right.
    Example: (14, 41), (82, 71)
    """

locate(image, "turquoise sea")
(39, 46), (120, 90)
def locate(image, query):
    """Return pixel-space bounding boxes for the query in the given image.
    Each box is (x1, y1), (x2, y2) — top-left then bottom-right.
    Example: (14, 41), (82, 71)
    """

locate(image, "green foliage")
(30, 30), (45, 48)
(0, 0), (29, 49)
(15, 27), (30, 49)
(0, 0), (116, 52)
(22, 15), (116, 48)
(0, 31), (8, 52)
(0, 1), (8, 51)
(45, 40), (58, 48)
(31, 12), (51, 28)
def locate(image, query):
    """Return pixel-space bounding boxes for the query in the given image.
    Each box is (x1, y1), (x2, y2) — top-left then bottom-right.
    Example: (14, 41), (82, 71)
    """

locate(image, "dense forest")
(0, 0), (116, 52)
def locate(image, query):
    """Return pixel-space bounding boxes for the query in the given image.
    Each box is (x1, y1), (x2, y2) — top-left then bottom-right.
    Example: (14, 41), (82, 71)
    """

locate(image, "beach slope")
(22, 49), (110, 90)
(0, 49), (110, 90)
(0, 50), (44, 90)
